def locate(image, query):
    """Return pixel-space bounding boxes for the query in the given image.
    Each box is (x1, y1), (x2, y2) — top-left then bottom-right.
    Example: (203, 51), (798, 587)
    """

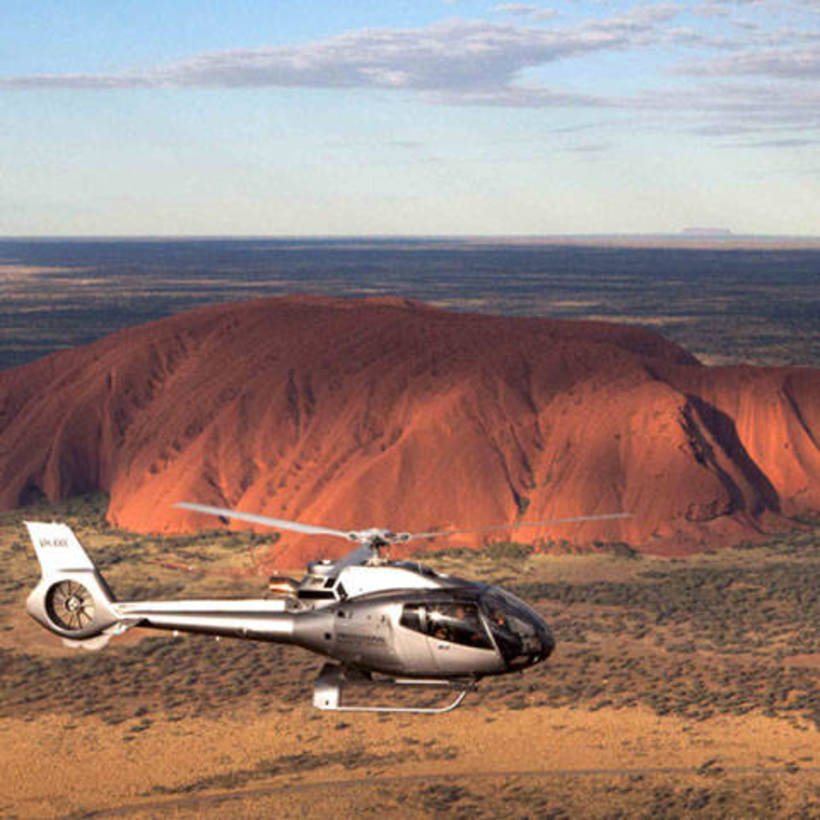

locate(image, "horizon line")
(3, 233), (820, 250)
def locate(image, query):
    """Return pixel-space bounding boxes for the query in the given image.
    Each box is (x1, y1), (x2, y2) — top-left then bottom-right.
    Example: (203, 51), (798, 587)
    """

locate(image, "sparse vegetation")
(3, 495), (817, 729)
(1, 494), (818, 818)
(484, 540), (534, 562)
(2, 240), (818, 372)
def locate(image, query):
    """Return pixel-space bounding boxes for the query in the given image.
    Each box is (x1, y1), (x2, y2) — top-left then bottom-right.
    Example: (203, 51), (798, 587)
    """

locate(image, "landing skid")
(312, 663), (475, 714)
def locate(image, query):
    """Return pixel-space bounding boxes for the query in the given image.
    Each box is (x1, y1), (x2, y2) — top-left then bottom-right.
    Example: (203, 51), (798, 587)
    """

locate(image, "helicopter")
(24, 503), (630, 714)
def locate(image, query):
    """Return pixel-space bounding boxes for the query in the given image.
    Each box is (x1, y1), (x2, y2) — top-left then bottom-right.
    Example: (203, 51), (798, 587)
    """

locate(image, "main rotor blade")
(175, 502), (355, 541)
(405, 512), (632, 541)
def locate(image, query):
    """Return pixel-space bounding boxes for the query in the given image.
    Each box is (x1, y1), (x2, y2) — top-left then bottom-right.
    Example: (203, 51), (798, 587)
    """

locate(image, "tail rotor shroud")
(46, 579), (96, 631)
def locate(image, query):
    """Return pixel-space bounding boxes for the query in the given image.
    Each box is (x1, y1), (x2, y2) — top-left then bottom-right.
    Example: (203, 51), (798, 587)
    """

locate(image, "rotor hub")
(65, 595), (83, 612)
(349, 528), (411, 547)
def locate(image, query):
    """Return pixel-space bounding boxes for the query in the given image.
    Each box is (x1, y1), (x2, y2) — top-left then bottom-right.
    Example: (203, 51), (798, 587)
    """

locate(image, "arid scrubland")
(1, 495), (817, 818)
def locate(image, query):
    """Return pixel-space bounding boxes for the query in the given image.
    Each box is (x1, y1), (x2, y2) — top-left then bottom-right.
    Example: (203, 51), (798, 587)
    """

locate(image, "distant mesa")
(681, 227), (733, 237)
(0, 294), (817, 564)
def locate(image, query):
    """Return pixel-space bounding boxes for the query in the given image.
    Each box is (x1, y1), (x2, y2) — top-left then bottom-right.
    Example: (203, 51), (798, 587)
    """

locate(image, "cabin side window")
(400, 603), (425, 633)
(399, 602), (492, 649)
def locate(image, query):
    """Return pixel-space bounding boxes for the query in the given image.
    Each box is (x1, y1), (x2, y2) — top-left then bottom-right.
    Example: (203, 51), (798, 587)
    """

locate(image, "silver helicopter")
(24, 503), (629, 713)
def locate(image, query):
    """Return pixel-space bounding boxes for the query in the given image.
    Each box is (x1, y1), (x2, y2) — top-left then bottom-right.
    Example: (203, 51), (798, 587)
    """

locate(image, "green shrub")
(485, 540), (534, 561)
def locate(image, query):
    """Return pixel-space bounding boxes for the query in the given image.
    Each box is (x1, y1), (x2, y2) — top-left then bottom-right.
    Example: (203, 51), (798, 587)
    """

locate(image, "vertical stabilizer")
(24, 521), (120, 643)
(25, 522), (96, 575)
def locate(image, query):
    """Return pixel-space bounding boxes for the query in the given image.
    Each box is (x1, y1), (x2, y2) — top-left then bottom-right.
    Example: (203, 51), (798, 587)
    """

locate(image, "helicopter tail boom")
(24, 521), (331, 652)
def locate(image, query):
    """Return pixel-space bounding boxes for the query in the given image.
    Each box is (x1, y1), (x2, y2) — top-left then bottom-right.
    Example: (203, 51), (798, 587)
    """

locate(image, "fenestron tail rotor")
(45, 580), (96, 631)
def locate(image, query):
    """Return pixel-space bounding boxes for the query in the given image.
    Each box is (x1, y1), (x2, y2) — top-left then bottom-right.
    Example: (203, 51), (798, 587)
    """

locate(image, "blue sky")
(1, 1), (818, 236)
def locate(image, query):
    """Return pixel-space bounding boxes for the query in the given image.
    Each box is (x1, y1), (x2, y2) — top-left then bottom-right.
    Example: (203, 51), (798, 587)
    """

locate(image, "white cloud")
(564, 141), (612, 152)
(429, 84), (608, 106)
(737, 137), (819, 147)
(492, 3), (539, 14)
(2, 10), (819, 143)
(634, 80), (820, 137)
(682, 45), (820, 78)
(0, 16), (671, 102)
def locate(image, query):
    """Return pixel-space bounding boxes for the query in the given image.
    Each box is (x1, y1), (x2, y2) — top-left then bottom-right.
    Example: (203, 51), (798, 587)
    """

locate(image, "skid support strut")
(312, 663), (475, 714)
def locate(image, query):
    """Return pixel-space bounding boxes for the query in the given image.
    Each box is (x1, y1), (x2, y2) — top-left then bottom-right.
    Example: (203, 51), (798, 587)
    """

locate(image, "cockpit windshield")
(480, 588), (553, 668)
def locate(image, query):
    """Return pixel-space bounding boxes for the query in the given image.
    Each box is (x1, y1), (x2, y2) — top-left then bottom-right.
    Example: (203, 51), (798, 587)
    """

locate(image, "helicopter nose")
(522, 617), (555, 668)
(539, 626), (555, 660)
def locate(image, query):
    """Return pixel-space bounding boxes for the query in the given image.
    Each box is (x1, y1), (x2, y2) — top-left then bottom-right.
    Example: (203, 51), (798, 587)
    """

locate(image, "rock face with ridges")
(1, 295), (817, 563)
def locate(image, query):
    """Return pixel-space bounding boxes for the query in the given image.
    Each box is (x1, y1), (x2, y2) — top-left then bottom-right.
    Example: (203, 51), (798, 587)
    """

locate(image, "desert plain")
(0, 241), (818, 817)
(1, 495), (817, 818)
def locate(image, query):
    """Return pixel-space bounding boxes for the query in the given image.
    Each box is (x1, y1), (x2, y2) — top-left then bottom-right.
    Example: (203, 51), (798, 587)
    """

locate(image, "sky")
(1, 1), (819, 236)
